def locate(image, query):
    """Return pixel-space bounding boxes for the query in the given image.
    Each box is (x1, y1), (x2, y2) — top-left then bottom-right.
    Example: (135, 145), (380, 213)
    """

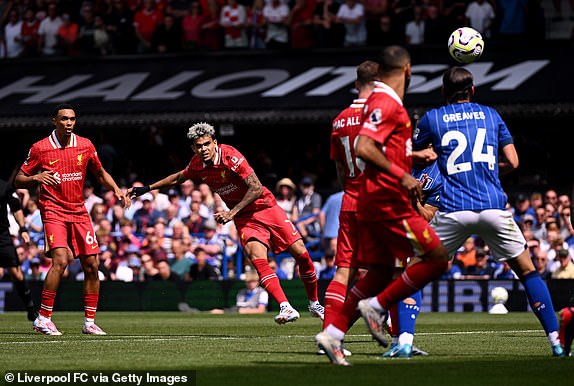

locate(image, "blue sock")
(520, 271), (558, 334)
(398, 290), (421, 335)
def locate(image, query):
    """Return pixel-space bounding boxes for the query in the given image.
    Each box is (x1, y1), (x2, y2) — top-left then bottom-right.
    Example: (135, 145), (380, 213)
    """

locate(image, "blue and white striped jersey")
(412, 160), (442, 209)
(413, 102), (513, 212)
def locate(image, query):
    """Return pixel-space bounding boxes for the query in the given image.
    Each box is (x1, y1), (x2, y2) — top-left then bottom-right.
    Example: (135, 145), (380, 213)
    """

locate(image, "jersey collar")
(373, 81), (403, 106)
(49, 130), (77, 149)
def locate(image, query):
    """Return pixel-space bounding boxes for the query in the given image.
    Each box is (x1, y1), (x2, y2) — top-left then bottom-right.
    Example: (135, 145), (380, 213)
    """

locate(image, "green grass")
(0, 311), (571, 386)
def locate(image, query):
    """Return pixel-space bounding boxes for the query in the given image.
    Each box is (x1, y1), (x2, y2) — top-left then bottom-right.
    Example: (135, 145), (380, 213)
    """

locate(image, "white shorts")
(433, 209), (527, 262)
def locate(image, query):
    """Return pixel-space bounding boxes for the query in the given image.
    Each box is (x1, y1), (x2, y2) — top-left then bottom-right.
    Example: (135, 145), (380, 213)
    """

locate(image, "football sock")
(398, 290), (421, 336)
(294, 251), (318, 302)
(520, 271), (559, 340)
(39, 289), (56, 319)
(13, 279), (34, 309)
(323, 280), (347, 329)
(376, 259), (447, 309)
(389, 303), (399, 336)
(251, 258), (288, 304)
(84, 293), (99, 320)
(330, 270), (391, 333)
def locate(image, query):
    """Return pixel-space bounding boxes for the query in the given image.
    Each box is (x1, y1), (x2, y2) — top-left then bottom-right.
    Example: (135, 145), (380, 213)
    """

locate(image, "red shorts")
(43, 218), (100, 258)
(335, 211), (365, 269)
(233, 204), (301, 254)
(357, 215), (441, 266)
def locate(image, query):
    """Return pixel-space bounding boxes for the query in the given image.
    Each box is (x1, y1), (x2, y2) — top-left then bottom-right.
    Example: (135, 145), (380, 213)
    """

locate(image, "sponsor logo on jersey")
(61, 172), (83, 182)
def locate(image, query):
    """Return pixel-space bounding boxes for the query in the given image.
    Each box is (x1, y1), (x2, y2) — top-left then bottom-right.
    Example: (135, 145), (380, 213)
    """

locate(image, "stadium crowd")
(2, 170), (574, 284)
(0, 0), (565, 58)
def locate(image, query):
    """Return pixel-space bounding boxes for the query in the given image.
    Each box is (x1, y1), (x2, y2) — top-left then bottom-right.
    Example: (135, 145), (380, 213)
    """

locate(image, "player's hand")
(116, 190), (131, 209)
(214, 211), (233, 225)
(19, 228), (30, 244)
(34, 171), (61, 185)
(412, 148), (437, 165)
(401, 173), (423, 203)
(127, 185), (151, 199)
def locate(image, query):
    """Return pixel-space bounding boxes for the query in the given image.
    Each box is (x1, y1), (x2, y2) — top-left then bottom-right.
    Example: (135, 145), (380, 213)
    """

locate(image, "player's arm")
(334, 160), (347, 189)
(416, 202), (439, 223)
(356, 135), (422, 202)
(213, 172), (263, 225)
(127, 171), (187, 199)
(93, 167), (131, 209)
(14, 169), (60, 188)
(8, 194), (30, 244)
(498, 143), (519, 176)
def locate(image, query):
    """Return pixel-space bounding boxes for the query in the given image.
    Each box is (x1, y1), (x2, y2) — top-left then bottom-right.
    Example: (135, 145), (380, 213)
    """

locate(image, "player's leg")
(244, 240), (299, 324)
(507, 250), (563, 356)
(287, 239), (323, 319)
(559, 307), (574, 356)
(79, 253), (106, 335)
(33, 246), (68, 335)
(7, 266), (37, 321)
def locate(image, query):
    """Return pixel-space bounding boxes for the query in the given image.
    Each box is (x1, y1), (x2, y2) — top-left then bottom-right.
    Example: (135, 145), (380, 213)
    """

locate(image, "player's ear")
(469, 86), (475, 98)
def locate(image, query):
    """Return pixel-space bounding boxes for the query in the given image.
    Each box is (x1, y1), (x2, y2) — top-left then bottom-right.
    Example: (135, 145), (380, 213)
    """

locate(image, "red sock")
(252, 259), (288, 305)
(294, 251), (318, 302)
(84, 293), (99, 319)
(377, 260), (447, 309)
(388, 303), (399, 336)
(39, 289), (57, 319)
(323, 280), (347, 329)
(330, 270), (392, 333)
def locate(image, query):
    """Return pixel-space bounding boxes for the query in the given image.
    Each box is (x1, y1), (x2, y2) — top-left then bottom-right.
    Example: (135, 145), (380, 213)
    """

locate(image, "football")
(448, 27), (484, 64)
(491, 286), (509, 304)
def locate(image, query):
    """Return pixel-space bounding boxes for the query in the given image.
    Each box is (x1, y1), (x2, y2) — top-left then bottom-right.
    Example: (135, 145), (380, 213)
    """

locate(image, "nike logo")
(292, 231), (298, 236)
(49, 159), (60, 165)
(91, 244), (98, 249)
(202, 177), (208, 181)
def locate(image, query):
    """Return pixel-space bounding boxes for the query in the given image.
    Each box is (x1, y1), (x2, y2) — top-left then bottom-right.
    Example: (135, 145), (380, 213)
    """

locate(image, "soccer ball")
(448, 27), (484, 64)
(491, 287), (509, 304)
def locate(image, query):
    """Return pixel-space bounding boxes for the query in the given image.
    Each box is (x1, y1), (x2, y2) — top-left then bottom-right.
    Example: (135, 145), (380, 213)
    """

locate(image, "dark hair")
(53, 103), (74, 118)
(377, 45), (410, 75)
(442, 67), (474, 103)
(356, 60), (379, 87)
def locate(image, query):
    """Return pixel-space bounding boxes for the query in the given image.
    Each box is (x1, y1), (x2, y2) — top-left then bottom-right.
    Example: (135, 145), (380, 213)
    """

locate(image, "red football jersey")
(20, 131), (102, 222)
(330, 98), (366, 212)
(182, 144), (276, 215)
(358, 81), (417, 221)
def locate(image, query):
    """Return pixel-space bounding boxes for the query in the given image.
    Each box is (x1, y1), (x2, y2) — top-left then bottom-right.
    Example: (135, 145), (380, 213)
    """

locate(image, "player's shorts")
(43, 218), (100, 258)
(0, 233), (19, 268)
(334, 210), (365, 270)
(357, 215), (442, 266)
(233, 204), (301, 255)
(432, 209), (527, 261)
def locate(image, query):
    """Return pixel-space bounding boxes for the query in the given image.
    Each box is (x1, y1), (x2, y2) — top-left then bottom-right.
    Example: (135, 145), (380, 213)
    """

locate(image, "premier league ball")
(448, 27), (484, 64)
(491, 286), (509, 304)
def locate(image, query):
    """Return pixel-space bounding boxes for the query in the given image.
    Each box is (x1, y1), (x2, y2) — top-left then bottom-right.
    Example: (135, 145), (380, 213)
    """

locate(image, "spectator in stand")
(152, 259), (182, 281)
(442, 0), (468, 33)
(463, 248), (496, 280)
(94, 14), (113, 55)
(312, 0), (343, 48)
(235, 270), (269, 313)
(369, 14), (404, 47)
(182, 1), (204, 50)
(170, 238), (194, 279)
(533, 247), (551, 279)
(530, 191), (543, 210)
(558, 205), (574, 245)
(262, 0), (290, 49)
(496, 0), (528, 43)
(3, 9), (24, 58)
(363, 0), (387, 46)
(167, 0), (194, 20)
(194, 218), (224, 270)
(287, 0), (315, 49)
(134, 0), (165, 53)
(423, 4), (446, 45)
(494, 260), (519, 279)
(246, 0), (266, 49)
(319, 190), (343, 259)
(464, 0), (495, 38)
(38, 3), (62, 56)
(318, 252), (336, 280)
(453, 236), (477, 269)
(104, 0), (137, 54)
(336, 0), (366, 47)
(77, 4), (100, 56)
(152, 13), (183, 52)
(404, 4), (425, 46)
(275, 177), (297, 221)
(513, 193), (536, 225)
(25, 198), (44, 246)
(293, 176), (322, 243)
(84, 180), (104, 215)
(20, 7), (40, 57)
(141, 253), (159, 279)
(57, 13), (79, 56)
(199, 0), (223, 50)
(551, 249), (574, 279)
(186, 245), (219, 280)
(219, 0), (248, 48)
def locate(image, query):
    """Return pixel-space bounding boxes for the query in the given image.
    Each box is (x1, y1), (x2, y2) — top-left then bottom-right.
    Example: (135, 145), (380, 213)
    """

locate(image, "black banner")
(0, 45), (572, 127)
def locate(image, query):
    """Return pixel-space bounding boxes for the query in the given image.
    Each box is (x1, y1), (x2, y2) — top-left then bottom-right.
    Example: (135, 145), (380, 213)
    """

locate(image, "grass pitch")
(0, 311), (571, 386)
